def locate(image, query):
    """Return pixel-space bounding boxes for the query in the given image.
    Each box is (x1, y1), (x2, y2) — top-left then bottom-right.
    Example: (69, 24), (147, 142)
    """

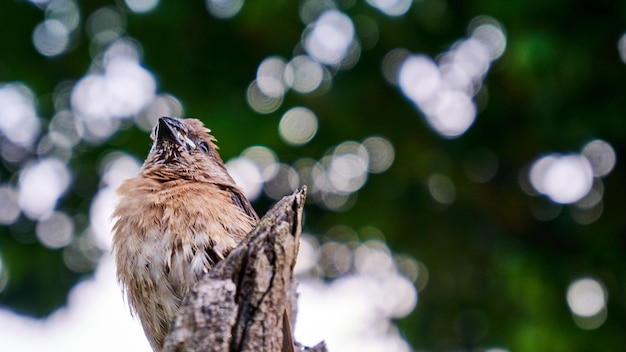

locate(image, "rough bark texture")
(163, 187), (326, 352)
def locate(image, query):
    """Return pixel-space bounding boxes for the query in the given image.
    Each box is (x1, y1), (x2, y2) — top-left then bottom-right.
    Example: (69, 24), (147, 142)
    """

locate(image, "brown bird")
(112, 116), (259, 351)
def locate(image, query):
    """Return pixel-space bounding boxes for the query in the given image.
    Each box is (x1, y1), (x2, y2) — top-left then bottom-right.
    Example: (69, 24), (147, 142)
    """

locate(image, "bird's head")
(141, 116), (233, 183)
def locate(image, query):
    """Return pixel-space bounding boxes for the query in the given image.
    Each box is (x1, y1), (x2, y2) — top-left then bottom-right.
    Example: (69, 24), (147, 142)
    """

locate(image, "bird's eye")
(199, 141), (210, 154)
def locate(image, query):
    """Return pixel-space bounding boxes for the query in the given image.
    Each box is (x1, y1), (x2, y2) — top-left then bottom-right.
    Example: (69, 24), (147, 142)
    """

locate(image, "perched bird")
(112, 116), (259, 351)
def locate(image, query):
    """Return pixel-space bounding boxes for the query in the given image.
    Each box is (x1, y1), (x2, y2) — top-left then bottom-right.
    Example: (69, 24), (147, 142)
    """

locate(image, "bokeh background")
(1, 0), (625, 351)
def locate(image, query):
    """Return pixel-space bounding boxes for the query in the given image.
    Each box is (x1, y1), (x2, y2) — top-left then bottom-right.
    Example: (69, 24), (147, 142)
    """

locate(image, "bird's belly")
(118, 229), (211, 333)
(135, 230), (208, 297)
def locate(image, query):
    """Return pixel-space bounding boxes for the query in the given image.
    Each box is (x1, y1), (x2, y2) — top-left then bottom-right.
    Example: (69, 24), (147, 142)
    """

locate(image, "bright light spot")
(135, 94), (184, 132)
(18, 158), (72, 220)
(49, 110), (80, 148)
(398, 55), (441, 104)
(33, 19), (70, 57)
(0, 253), (7, 293)
(298, 0), (337, 25)
(529, 154), (594, 204)
(103, 38), (142, 65)
(469, 16), (507, 60)
(246, 80), (283, 114)
(264, 164), (299, 199)
(472, 24), (506, 60)
(226, 157), (263, 201)
(104, 59), (156, 117)
(284, 55), (324, 94)
(414, 261), (429, 292)
(319, 241), (352, 277)
(618, 32), (626, 64)
(256, 56), (288, 98)
(206, 0), (244, 19)
(382, 48), (410, 85)
(36, 211), (74, 249)
(305, 10), (355, 66)
(570, 176), (604, 225)
(575, 179), (603, 209)
(366, 0), (412, 17)
(91, 152), (141, 250)
(125, 0), (159, 13)
(327, 141), (369, 193)
(394, 255), (419, 283)
(394, 17), (505, 139)
(294, 158), (318, 188)
(90, 189), (118, 251)
(303, 140), (380, 210)
(295, 237), (418, 351)
(320, 191), (353, 211)
(241, 145), (279, 181)
(439, 61), (473, 94)
(279, 107), (319, 146)
(570, 201), (603, 225)
(425, 90), (476, 138)
(338, 37), (362, 70)
(448, 39), (491, 82)
(0, 140), (28, 164)
(362, 136), (395, 173)
(0, 83), (41, 148)
(37, 133), (73, 161)
(52, 80), (73, 113)
(0, 186), (20, 225)
(295, 234), (319, 275)
(567, 278), (606, 317)
(0, 256), (152, 352)
(100, 152), (142, 189)
(86, 7), (126, 45)
(382, 272), (417, 318)
(296, 277), (415, 352)
(354, 241), (394, 276)
(71, 75), (114, 138)
(528, 155), (557, 195)
(428, 173), (455, 205)
(572, 310), (607, 330)
(63, 233), (101, 273)
(71, 42), (156, 141)
(46, 0), (80, 31)
(582, 139), (616, 177)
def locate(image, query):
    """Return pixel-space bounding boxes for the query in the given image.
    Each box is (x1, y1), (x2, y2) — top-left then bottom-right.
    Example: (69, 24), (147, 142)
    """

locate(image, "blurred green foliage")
(1, 0), (626, 351)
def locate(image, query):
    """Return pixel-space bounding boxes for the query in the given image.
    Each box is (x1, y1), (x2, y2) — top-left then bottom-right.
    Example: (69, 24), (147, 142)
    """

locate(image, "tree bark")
(162, 187), (327, 352)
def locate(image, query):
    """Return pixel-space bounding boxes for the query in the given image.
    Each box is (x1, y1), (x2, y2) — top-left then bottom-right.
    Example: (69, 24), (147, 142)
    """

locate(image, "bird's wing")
(222, 184), (260, 221)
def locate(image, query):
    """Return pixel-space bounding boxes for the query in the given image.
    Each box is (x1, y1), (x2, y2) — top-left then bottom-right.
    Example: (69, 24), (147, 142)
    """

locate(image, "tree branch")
(163, 187), (326, 352)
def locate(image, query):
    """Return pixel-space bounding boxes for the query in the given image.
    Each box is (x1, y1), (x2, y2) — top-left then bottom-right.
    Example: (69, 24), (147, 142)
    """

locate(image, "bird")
(111, 116), (259, 351)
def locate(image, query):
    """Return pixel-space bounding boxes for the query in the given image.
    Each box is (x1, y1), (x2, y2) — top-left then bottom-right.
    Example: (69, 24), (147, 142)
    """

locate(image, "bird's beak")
(155, 116), (196, 150)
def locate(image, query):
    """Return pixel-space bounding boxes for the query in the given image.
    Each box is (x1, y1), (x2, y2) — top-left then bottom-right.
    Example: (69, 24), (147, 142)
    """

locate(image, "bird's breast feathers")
(111, 176), (255, 318)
